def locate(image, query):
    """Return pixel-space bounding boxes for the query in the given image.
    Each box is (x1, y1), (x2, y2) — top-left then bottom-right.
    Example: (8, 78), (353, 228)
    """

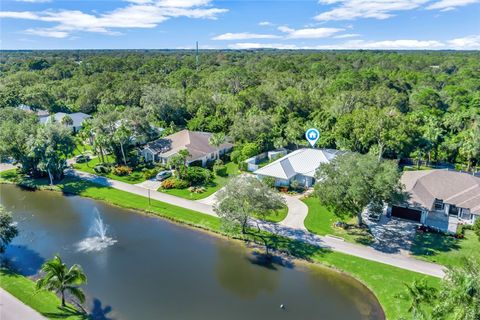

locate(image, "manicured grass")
(1, 171), (442, 320)
(253, 206), (288, 223)
(303, 197), (373, 244)
(0, 269), (86, 320)
(160, 162), (240, 200)
(73, 156), (146, 185)
(71, 142), (93, 157)
(411, 230), (479, 267)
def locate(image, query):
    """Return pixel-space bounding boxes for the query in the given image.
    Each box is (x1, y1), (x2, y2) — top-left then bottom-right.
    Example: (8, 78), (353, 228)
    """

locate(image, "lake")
(0, 184), (384, 320)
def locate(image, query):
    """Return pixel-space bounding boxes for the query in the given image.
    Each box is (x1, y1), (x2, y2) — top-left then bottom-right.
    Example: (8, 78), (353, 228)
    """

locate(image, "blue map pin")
(305, 128), (320, 147)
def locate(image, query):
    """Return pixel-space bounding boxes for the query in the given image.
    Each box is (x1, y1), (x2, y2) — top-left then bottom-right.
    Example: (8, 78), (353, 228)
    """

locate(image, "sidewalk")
(69, 169), (445, 278)
(0, 288), (45, 320)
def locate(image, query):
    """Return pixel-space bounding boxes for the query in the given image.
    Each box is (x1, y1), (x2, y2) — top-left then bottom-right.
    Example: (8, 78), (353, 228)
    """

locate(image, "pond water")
(0, 184), (384, 320)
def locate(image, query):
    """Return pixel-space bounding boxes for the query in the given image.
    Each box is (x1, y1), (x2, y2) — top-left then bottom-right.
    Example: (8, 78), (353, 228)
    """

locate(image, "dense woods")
(1, 50), (479, 170)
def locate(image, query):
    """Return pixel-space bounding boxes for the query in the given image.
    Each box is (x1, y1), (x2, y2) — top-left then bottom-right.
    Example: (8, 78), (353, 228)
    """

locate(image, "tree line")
(1, 50), (479, 170)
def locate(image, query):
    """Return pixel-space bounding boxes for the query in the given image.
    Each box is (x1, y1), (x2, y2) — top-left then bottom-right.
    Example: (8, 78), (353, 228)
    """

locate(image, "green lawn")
(411, 230), (479, 267)
(303, 197), (374, 244)
(71, 142), (93, 157)
(72, 156), (146, 185)
(1, 171), (443, 319)
(253, 206), (288, 223)
(160, 162), (240, 200)
(0, 269), (86, 320)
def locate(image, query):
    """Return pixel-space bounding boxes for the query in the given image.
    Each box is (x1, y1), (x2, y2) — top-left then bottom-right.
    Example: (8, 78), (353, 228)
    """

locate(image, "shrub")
(238, 161), (248, 171)
(184, 167), (212, 185)
(93, 165), (111, 174)
(474, 218), (480, 240)
(262, 176), (276, 188)
(161, 177), (189, 189)
(142, 168), (157, 180)
(241, 142), (260, 159)
(230, 150), (242, 164)
(188, 186), (206, 194)
(290, 179), (300, 190)
(112, 165), (132, 176)
(213, 161), (227, 177)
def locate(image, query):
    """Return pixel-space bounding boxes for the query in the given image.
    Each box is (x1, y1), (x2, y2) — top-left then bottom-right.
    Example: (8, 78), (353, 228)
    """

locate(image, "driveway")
(364, 214), (418, 255)
(135, 178), (162, 191)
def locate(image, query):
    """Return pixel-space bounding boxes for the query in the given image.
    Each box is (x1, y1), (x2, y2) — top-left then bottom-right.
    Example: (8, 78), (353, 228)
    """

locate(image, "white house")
(391, 170), (480, 233)
(253, 148), (342, 188)
(40, 112), (91, 133)
(141, 130), (233, 167)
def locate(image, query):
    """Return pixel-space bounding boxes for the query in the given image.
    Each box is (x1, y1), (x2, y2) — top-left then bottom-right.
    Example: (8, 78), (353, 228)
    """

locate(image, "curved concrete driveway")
(69, 169), (445, 278)
(279, 195), (308, 230)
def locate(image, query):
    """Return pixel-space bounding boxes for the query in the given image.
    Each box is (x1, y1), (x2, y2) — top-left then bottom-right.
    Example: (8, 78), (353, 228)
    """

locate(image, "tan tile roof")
(401, 170), (480, 214)
(144, 130), (233, 162)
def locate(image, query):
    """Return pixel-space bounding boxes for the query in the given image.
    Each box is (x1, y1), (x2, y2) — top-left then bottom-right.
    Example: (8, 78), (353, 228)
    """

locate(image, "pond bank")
(0, 169), (441, 319)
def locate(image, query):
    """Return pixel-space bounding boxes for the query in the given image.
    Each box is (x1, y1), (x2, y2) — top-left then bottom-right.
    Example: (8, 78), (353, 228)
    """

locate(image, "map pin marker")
(305, 128), (320, 147)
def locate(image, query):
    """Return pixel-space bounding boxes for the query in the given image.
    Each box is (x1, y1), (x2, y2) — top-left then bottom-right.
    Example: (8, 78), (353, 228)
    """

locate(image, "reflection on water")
(216, 243), (278, 298)
(0, 184), (384, 320)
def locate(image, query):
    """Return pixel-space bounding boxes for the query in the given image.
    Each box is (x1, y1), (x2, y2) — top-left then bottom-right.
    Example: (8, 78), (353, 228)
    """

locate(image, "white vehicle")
(156, 170), (172, 181)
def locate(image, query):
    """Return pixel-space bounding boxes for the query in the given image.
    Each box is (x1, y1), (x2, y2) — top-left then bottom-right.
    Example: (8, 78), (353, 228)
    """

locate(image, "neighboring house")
(141, 130), (233, 167)
(244, 148), (288, 172)
(253, 148), (342, 188)
(40, 112), (91, 133)
(18, 104), (50, 120)
(391, 170), (480, 233)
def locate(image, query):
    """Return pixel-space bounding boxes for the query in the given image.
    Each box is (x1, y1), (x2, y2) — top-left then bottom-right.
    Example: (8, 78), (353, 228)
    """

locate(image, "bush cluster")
(93, 164), (111, 174)
(161, 177), (189, 189)
(112, 165), (132, 176)
(184, 167), (212, 185)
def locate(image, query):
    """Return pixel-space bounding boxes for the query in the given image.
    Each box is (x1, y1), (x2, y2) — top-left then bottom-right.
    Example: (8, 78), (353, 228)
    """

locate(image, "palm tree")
(36, 255), (87, 308)
(61, 115), (74, 127)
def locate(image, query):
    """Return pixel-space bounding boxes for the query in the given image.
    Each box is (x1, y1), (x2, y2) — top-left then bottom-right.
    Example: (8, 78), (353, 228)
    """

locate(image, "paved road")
(0, 288), (45, 320)
(0, 163), (15, 172)
(69, 169), (445, 278)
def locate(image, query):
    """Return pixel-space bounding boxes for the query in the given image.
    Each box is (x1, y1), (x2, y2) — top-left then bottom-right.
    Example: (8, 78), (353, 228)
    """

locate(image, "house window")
(449, 205), (459, 216)
(434, 199), (444, 211)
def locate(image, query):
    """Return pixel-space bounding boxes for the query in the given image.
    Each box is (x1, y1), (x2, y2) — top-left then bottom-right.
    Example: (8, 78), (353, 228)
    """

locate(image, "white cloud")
(259, 21), (273, 26)
(315, 0), (479, 21)
(426, 0), (479, 10)
(0, 0), (227, 38)
(212, 32), (280, 40)
(447, 34), (480, 49)
(228, 36), (480, 50)
(228, 42), (299, 49)
(278, 26), (344, 38)
(333, 33), (361, 39)
(24, 28), (69, 38)
(315, 0), (428, 21)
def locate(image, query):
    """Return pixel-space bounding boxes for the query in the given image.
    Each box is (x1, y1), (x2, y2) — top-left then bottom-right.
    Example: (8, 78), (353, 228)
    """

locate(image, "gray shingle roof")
(401, 170), (480, 214)
(143, 130), (233, 162)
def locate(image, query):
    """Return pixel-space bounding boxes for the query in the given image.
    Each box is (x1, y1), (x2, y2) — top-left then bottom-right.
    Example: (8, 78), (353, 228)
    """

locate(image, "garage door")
(391, 206), (421, 222)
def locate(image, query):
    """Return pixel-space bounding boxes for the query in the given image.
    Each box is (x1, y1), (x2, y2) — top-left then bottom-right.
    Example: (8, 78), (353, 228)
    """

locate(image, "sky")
(1, 0), (479, 50)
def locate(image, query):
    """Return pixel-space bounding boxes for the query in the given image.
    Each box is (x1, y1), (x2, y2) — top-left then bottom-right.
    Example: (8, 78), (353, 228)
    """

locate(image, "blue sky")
(1, 0), (479, 50)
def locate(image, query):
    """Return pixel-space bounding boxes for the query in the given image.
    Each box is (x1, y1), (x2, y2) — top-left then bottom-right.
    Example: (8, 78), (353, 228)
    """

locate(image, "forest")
(1, 50), (479, 170)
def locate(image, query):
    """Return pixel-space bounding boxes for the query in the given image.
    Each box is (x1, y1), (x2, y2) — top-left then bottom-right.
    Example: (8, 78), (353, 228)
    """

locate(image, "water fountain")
(77, 208), (116, 252)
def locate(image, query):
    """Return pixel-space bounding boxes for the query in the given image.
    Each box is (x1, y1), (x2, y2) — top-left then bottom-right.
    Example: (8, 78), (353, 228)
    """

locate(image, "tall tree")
(314, 152), (405, 225)
(214, 175), (285, 255)
(36, 255), (87, 308)
(29, 123), (75, 184)
(0, 205), (18, 254)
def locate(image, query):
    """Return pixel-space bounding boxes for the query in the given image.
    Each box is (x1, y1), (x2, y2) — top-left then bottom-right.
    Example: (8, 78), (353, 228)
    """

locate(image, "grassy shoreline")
(1, 169), (441, 319)
(0, 269), (86, 320)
